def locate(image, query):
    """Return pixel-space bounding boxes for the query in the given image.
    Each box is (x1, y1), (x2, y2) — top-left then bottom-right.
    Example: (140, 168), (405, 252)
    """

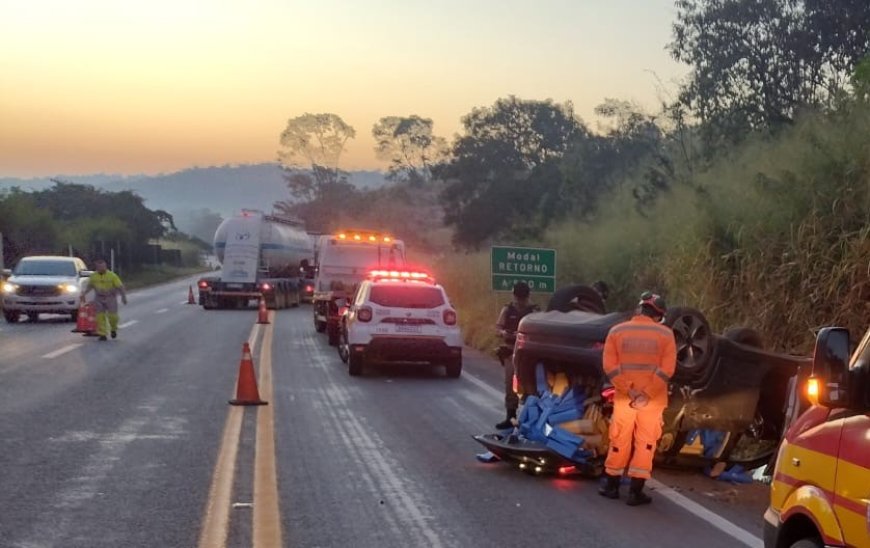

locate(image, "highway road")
(0, 276), (768, 548)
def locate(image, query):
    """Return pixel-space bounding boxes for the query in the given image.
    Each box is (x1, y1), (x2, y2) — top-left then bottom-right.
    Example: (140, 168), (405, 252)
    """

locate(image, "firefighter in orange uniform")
(598, 291), (676, 505)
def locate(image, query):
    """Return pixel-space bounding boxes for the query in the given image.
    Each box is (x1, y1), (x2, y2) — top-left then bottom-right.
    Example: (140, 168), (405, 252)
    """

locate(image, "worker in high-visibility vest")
(81, 259), (127, 341)
(599, 291), (676, 505)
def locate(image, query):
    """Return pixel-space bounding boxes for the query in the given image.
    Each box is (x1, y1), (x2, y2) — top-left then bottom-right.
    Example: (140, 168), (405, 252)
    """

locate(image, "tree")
(277, 113), (356, 195)
(437, 96), (585, 247)
(372, 115), (447, 184)
(670, 0), (870, 144)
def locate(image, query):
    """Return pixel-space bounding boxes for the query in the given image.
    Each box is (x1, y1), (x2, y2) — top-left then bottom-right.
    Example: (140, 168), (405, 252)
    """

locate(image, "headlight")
(2, 282), (18, 294)
(59, 283), (80, 294)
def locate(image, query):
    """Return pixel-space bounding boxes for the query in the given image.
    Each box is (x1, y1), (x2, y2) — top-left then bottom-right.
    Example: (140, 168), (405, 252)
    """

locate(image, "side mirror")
(79, 270), (94, 278)
(1, 268), (11, 278)
(811, 327), (850, 407)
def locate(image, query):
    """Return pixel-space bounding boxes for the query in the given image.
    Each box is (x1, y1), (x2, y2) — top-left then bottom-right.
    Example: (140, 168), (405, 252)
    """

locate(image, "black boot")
(495, 410), (517, 430)
(598, 474), (621, 499)
(626, 478), (652, 506)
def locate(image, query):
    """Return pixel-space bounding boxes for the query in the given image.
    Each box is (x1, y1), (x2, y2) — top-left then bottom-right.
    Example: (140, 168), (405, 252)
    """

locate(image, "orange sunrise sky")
(0, 0), (686, 177)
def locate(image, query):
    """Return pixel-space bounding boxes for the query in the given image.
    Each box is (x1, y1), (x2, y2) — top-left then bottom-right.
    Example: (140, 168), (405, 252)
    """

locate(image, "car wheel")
(789, 539), (823, 548)
(327, 328), (340, 347)
(664, 307), (713, 379)
(723, 326), (763, 348)
(348, 350), (364, 376)
(445, 359), (462, 378)
(315, 319), (326, 333)
(27, 312), (39, 323)
(3, 310), (20, 323)
(546, 285), (606, 314)
(338, 327), (350, 364)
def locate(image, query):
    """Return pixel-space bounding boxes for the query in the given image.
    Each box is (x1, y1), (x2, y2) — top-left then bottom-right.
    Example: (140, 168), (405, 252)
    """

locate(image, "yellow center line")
(197, 324), (262, 548)
(254, 310), (284, 547)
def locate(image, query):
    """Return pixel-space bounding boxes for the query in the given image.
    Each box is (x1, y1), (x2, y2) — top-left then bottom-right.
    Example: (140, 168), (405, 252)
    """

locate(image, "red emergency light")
(367, 269), (433, 283)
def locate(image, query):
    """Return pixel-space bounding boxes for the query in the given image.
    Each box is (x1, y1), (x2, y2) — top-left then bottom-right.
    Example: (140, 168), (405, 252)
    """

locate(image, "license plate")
(226, 283), (243, 289)
(395, 325), (422, 334)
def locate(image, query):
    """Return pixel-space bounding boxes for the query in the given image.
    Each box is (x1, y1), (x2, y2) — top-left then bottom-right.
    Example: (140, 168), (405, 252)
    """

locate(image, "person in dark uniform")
(494, 282), (539, 429)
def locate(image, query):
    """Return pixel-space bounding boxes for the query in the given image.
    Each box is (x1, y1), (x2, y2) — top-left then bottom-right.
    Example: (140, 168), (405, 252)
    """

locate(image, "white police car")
(337, 270), (462, 377)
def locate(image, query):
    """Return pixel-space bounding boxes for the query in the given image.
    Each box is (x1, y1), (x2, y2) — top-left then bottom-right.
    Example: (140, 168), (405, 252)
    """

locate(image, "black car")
(475, 285), (812, 475)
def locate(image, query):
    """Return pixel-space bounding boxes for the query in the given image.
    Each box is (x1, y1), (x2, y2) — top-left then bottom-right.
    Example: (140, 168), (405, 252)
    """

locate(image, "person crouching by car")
(494, 282), (539, 430)
(598, 291), (676, 506)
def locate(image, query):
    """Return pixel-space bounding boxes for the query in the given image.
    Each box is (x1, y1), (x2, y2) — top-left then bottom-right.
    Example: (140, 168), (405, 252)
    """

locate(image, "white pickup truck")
(1, 256), (92, 323)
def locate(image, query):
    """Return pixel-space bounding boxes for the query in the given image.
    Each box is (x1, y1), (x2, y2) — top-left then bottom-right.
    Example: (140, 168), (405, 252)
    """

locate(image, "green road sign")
(491, 246), (556, 293)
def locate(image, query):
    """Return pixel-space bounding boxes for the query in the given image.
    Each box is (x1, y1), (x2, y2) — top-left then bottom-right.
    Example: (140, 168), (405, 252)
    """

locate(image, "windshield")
(13, 260), (77, 277)
(369, 285), (445, 309)
(320, 243), (405, 269)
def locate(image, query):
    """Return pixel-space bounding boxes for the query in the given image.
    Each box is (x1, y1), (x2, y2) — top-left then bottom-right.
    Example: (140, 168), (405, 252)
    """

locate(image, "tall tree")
(437, 96), (585, 248)
(277, 113), (356, 196)
(670, 0), (870, 144)
(372, 115), (447, 185)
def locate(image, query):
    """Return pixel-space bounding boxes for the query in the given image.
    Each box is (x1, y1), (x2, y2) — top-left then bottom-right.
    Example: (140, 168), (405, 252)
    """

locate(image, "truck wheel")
(445, 359), (462, 378)
(664, 307), (713, 380)
(348, 350), (364, 376)
(291, 288), (301, 308)
(337, 328), (350, 363)
(3, 310), (20, 323)
(789, 539), (823, 548)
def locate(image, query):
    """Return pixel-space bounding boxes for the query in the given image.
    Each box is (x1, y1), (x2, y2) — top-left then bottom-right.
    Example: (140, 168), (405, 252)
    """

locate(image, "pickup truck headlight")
(2, 282), (18, 294)
(59, 283), (80, 294)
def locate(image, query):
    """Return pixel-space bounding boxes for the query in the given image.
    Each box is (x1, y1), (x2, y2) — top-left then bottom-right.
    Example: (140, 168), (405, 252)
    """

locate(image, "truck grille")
(18, 285), (62, 297)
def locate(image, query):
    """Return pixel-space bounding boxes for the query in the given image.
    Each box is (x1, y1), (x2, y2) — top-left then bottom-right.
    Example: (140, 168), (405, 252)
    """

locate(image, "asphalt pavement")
(0, 276), (768, 548)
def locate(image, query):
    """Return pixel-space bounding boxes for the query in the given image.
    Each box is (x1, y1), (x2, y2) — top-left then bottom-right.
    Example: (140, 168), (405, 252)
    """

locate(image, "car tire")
(445, 359), (462, 378)
(723, 326), (763, 348)
(789, 539), (823, 548)
(348, 350), (364, 376)
(3, 310), (19, 323)
(664, 307), (713, 379)
(546, 285), (606, 314)
(315, 319), (326, 333)
(327, 329), (339, 347)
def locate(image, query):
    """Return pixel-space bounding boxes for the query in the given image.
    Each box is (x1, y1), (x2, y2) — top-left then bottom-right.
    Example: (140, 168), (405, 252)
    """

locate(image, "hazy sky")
(0, 0), (686, 177)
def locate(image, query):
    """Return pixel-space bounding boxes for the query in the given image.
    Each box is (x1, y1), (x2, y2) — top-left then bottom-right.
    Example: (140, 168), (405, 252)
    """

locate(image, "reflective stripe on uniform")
(655, 368), (671, 382)
(629, 466), (650, 476)
(606, 368), (622, 380)
(606, 467), (625, 476)
(621, 363), (656, 372)
(608, 323), (672, 337)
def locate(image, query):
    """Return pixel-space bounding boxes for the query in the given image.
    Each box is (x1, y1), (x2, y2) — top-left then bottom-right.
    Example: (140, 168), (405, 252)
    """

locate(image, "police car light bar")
(368, 270), (433, 282)
(335, 231), (393, 243)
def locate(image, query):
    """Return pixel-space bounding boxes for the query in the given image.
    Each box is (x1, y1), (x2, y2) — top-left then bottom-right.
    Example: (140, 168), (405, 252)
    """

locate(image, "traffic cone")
(229, 342), (268, 406)
(187, 285), (196, 305)
(72, 302), (97, 336)
(257, 296), (270, 324)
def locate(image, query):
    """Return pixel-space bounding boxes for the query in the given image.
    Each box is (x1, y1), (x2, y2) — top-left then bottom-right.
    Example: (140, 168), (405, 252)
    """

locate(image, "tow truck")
(312, 230), (405, 345)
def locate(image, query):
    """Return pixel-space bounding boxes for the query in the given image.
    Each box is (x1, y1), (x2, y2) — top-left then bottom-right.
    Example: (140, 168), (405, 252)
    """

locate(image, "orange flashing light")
(806, 376), (820, 401)
(338, 233), (347, 240)
(384, 236), (392, 242)
(368, 269), (433, 283)
(368, 235), (377, 242)
(353, 234), (362, 241)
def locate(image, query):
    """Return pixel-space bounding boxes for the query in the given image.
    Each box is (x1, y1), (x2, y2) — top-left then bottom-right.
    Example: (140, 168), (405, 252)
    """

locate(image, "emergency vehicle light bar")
(336, 231), (393, 243)
(368, 270), (433, 282)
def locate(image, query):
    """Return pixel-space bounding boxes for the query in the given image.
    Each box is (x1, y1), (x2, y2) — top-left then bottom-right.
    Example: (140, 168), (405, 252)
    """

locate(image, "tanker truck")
(197, 210), (314, 310)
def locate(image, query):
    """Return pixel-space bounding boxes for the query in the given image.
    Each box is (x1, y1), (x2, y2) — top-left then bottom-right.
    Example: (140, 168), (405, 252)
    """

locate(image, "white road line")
(42, 344), (82, 359)
(118, 320), (138, 329)
(461, 370), (504, 400)
(646, 479), (763, 547)
(155, 308), (169, 314)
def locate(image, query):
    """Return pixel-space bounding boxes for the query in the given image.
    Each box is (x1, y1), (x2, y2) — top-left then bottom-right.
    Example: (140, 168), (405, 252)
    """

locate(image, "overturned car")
(474, 285), (812, 475)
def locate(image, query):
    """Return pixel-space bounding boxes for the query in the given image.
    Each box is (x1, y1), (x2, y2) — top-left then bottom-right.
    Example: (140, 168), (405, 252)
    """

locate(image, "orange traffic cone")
(257, 296), (270, 324)
(187, 285), (196, 305)
(72, 302), (97, 336)
(229, 342), (268, 406)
